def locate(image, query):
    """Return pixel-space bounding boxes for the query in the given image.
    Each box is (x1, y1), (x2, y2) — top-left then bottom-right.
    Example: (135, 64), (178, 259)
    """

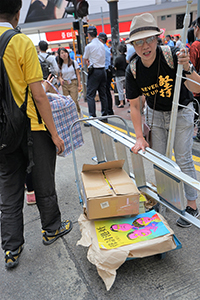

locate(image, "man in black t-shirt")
(125, 13), (200, 228)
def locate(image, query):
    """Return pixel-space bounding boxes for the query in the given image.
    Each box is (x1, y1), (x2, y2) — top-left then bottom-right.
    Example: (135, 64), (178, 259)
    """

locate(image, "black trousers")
(106, 70), (114, 115)
(26, 172), (34, 192)
(86, 68), (108, 117)
(0, 130), (61, 251)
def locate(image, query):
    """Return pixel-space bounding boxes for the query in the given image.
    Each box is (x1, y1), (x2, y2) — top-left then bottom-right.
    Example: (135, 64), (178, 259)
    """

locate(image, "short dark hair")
(187, 27), (195, 45)
(118, 43), (127, 54)
(98, 32), (107, 43)
(87, 26), (97, 37)
(0, 0), (22, 16)
(157, 37), (163, 45)
(38, 41), (48, 52)
(196, 17), (200, 28)
(166, 35), (171, 38)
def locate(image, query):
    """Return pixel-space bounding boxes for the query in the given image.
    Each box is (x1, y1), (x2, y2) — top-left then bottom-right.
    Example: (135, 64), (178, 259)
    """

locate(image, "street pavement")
(1, 97), (200, 300)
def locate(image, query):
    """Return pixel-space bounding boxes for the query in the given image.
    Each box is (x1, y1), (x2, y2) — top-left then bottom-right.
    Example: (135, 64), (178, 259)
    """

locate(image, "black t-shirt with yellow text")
(125, 46), (193, 111)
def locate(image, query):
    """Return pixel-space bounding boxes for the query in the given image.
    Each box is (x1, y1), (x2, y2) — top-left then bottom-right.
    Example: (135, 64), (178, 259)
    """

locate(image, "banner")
(94, 210), (170, 250)
(20, 0), (68, 24)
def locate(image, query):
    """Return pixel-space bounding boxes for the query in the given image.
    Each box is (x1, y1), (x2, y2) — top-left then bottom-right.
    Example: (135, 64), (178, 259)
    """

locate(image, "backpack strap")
(24, 87), (35, 173)
(160, 45), (174, 69)
(130, 58), (137, 79)
(72, 60), (76, 73)
(0, 28), (21, 57)
(38, 53), (51, 66)
(38, 54), (43, 62)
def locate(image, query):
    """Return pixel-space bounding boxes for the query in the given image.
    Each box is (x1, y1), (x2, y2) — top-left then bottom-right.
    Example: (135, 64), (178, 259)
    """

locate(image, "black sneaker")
(176, 206), (199, 228)
(42, 220), (73, 245)
(5, 244), (24, 269)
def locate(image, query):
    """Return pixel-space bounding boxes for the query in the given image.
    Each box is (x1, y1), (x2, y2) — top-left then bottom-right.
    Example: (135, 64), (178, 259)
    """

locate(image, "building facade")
(19, 0), (198, 49)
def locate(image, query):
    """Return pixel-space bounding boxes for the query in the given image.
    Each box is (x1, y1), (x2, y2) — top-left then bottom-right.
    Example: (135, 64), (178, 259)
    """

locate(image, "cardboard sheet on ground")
(94, 210), (170, 250)
(77, 211), (176, 291)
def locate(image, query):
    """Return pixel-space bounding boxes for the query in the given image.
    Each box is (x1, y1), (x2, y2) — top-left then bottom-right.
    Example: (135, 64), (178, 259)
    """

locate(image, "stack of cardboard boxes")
(81, 160), (140, 220)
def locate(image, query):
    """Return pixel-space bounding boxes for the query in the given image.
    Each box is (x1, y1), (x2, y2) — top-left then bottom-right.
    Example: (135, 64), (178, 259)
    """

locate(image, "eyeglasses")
(132, 36), (156, 47)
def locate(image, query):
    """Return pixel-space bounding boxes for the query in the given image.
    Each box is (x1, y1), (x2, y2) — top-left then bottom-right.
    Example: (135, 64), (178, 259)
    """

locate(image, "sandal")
(118, 104), (124, 108)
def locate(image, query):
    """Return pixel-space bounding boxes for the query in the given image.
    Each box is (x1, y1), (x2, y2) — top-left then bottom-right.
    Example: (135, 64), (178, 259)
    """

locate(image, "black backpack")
(0, 29), (32, 162)
(38, 53), (51, 79)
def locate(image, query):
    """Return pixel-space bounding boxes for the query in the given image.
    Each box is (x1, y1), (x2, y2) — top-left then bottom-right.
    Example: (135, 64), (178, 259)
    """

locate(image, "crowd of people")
(1, 0), (200, 271)
(36, 27), (188, 122)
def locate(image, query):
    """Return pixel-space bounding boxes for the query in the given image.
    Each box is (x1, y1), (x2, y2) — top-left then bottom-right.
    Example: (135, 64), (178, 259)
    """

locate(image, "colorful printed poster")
(94, 210), (170, 250)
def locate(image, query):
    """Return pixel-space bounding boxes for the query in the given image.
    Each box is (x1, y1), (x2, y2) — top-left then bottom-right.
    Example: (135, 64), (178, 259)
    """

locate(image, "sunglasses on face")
(132, 36), (156, 47)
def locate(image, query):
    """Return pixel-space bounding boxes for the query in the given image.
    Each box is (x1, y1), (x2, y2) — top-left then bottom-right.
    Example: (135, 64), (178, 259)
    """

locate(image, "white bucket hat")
(126, 13), (163, 44)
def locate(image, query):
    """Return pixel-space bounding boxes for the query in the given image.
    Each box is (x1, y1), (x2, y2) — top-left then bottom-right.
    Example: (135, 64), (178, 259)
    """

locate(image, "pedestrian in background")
(126, 37), (136, 63)
(186, 27), (195, 49)
(0, 0), (72, 269)
(38, 40), (59, 92)
(26, 74), (57, 206)
(174, 35), (182, 48)
(165, 34), (174, 46)
(83, 26), (108, 119)
(114, 43), (128, 108)
(57, 47), (82, 117)
(98, 32), (114, 115)
(25, 172), (36, 205)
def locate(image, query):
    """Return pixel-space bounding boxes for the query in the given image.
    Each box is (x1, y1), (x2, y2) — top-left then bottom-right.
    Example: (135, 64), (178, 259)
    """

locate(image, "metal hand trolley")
(70, 116), (200, 259)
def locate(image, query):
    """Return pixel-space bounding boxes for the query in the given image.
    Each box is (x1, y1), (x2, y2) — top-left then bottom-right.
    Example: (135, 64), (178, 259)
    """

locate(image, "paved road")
(1, 101), (200, 300)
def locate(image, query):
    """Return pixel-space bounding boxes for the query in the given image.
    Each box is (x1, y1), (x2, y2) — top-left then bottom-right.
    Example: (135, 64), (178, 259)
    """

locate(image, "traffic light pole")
(78, 18), (87, 101)
(107, 0), (119, 63)
(78, 18), (85, 55)
(65, 0), (89, 100)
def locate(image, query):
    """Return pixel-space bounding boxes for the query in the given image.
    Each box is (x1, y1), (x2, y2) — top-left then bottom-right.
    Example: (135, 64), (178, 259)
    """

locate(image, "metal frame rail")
(70, 116), (200, 229)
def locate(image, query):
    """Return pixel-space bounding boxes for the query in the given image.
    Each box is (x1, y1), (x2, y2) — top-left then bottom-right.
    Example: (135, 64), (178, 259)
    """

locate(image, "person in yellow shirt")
(0, 0), (73, 269)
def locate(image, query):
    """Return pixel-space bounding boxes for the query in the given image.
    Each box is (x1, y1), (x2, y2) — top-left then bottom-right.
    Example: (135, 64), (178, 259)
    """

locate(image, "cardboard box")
(81, 160), (140, 219)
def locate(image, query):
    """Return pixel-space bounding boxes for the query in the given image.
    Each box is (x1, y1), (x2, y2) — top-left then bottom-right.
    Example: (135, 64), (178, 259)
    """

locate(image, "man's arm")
(189, 44), (198, 69)
(129, 97), (149, 154)
(83, 45), (90, 67)
(29, 81), (64, 154)
(184, 70), (200, 93)
(84, 58), (89, 66)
